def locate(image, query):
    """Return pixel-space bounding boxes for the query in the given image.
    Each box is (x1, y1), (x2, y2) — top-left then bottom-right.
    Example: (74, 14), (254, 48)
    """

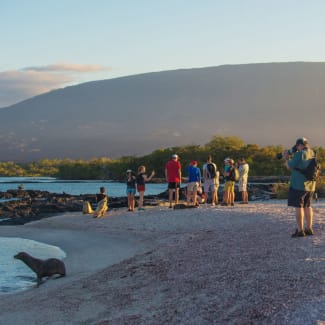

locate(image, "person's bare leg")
(138, 191), (144, 209)
(230, 190), (235, 205)
(214, 189), (218, 204)
(243, 191), (248, 203)
(211, 190), (216, 205)
(304, 207), (313, 230)
(295, 207), (304, 231)
(169, 189), (174, 207)
(187, 189), (192, 205)
(131, 194), (135, 211)
(175, 188), (179, 204)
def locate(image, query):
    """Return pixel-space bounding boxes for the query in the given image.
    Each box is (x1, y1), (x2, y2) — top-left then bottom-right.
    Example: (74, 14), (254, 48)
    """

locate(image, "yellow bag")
(82, 200), (94, 214)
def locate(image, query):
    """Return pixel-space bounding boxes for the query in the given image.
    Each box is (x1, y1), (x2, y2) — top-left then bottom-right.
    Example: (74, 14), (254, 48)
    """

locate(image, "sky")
(1, 0), (325, 108)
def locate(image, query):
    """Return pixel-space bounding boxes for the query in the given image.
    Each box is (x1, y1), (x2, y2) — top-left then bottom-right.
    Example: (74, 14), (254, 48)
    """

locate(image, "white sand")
(0, 200), (324, 324)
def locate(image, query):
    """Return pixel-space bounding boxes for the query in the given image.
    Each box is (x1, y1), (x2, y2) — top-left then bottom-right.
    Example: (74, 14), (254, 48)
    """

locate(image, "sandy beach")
(0, 200), (324, 324)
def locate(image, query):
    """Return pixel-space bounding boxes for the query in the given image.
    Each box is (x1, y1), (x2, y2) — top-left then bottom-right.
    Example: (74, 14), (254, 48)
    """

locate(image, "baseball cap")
(296, 137), (308, 146)
(172, 154), (178, 159)
(126, 169), (132, 173)
(192, 160), (198, 165)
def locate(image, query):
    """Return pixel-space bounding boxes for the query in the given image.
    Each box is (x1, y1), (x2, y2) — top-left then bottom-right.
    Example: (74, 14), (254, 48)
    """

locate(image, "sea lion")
(14, 251), (66, 286)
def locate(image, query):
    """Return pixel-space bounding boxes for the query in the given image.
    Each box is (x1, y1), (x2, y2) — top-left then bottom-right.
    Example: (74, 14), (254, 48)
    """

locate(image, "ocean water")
(0, 178), (167, 293)
(0, 177), (168, 197)
(0, 237), (66, 294)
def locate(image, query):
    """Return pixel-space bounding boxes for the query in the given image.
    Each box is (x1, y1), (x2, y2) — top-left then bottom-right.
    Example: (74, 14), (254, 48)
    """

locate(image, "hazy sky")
(1, 0), (324, 108)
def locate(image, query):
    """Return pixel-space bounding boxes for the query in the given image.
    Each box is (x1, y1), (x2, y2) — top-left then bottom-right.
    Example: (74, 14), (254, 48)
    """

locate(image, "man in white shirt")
(238, 158), (249, 204)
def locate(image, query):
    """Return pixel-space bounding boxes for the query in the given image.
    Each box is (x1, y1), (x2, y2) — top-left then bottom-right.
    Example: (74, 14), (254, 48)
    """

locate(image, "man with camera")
(283, 137), (316, 237)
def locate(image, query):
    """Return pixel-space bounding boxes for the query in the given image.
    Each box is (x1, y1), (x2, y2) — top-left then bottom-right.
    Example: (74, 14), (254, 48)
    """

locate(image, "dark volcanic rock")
(0, 183), (281, 225)
(0, 190), (162, 225)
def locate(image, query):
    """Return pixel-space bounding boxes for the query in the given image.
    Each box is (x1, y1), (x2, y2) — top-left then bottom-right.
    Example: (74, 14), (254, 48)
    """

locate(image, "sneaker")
(221, 203), (228, 206)
(305, 228), (314, 236)
(138, 207), (145, 211)
(291, 229), (306, 238)
(230, 203), (235, 206)
(211, 202), (215, 207)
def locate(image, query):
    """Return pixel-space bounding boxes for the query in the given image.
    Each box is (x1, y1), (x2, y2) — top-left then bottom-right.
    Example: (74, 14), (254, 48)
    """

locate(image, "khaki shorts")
(238, 179), (247, 192)
(204, 178), (215, 193)
(187, 182), (198, 192)
(224, 181), (235, 192)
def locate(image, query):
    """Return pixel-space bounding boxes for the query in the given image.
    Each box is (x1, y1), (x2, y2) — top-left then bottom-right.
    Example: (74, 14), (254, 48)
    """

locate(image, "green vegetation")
(0, 135), (324, 181)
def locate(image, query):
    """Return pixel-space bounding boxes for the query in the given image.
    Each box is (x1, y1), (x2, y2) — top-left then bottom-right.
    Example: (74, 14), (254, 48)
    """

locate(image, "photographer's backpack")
(295, 151), (321, 181)
(206, 163), (217, 179)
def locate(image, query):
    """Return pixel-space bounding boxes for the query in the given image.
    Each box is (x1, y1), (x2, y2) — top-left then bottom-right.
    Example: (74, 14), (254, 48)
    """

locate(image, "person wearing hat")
(126, 169), (136, 211)
(165, 154), (182, 208)
(283, 137), (316, 237)
(186, 160), (201, 206)
(221, 158), (236, 206)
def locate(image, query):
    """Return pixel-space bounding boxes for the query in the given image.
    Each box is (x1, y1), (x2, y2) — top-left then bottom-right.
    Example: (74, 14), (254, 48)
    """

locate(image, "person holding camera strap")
(284, 137), (316, 237)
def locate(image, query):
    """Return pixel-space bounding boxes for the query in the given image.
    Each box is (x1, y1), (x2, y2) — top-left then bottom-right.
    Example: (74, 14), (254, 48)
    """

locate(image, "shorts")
(238, 178), (247, 192)
(126, 188), (136, 195)
(288, 188), (314, 208)
(203, 179), (215, 193)
(224, 181), (235, 192)
(168, 182), (180, 190)
(187, 182), (198, 192)
(137, 184), (145, 192)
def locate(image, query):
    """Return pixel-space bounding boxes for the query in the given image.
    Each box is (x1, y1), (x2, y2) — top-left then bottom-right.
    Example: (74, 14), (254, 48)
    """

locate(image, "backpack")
(295, 152), (321, 181)
(229, 167), (239, 182)
(206, 163), (217, 179)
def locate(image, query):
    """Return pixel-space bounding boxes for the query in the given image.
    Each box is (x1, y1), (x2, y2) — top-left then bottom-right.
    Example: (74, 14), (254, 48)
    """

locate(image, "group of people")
(162, 136), (318, 239)
(126, 166), (155, 211)
(87, 136), (317, 239)
(182, 155), (249, 208)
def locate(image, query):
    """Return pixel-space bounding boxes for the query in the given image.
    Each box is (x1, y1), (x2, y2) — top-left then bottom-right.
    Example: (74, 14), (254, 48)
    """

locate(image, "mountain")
(1, 62), (325, 161)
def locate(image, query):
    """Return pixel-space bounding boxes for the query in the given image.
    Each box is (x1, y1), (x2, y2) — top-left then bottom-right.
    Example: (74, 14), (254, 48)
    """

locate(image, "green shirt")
(288, 149), (316, 192)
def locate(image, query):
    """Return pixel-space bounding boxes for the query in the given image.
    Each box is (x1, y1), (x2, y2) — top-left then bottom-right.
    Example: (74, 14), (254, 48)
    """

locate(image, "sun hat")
(296, 137), (308, 146)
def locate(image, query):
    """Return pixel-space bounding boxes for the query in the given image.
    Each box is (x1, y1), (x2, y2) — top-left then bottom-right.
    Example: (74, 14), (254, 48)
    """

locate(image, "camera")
(276, 145), (297, 160)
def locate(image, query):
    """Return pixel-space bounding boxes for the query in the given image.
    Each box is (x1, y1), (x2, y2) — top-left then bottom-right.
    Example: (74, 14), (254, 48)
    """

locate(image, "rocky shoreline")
(0, 182), (281, 225)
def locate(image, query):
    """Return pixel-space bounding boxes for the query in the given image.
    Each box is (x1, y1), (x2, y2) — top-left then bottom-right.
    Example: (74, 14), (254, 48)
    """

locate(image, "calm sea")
(0, 177), (168, 293)
(0, 177), (168, 197)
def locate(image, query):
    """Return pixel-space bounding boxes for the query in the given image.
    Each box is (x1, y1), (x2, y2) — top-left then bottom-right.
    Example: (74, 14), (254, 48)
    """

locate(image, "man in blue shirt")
(186, 161), (201, 206)
(284, 137), (316, 237)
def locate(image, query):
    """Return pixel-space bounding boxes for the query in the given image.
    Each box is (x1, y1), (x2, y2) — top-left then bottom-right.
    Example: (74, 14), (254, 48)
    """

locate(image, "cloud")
(0, 63), (111, 108)
(23, 63), (111, 73)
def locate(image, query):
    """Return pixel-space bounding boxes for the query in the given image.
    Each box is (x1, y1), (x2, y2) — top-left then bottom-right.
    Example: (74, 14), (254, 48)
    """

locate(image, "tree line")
(0, 136), (324, 180)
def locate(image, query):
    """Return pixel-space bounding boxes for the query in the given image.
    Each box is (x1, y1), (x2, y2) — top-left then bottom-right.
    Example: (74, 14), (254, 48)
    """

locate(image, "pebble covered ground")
(0, 200), (324, 324)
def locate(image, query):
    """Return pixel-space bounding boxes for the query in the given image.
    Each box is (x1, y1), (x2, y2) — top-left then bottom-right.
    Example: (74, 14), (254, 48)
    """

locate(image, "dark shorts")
(168, 182), (180, 190)
(288, 188), (314, 208)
